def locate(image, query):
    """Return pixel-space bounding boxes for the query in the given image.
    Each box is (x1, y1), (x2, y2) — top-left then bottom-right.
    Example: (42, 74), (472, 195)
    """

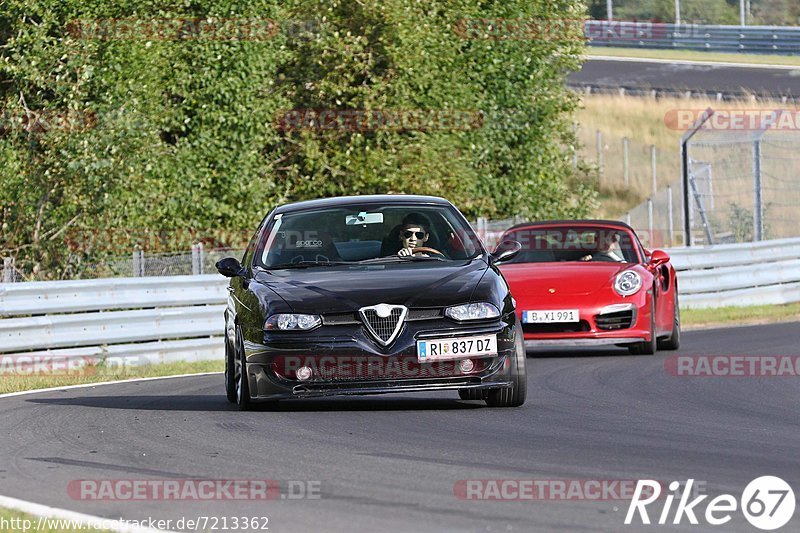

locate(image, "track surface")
(1, 322), (799, 532)
(570, 58), (800, 96)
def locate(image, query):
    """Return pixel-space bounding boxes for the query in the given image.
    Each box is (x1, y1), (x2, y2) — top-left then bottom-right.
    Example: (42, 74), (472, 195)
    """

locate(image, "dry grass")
(682, 302), (800, 330)
(587, 46), (800, 67)
(0, 359), (223, 394)
(574, 94), (800, 218)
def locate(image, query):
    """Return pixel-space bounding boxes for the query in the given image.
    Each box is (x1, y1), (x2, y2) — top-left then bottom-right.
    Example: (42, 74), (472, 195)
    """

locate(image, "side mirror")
(490, 240), (522, 264)
(216, 257), (245, 278)
(649, 249), (670, 267)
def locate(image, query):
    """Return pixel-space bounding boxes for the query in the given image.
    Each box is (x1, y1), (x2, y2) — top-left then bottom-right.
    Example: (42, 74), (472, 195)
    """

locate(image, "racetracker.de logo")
(664, 109), (800, 131)
(453, 479), (657, 501)
(67, 479), (321, 500)
(454, 19), (667, 41)
(0, 355), (96, 376)
(665, 356), (800, 377)
(275, 109), (484, 132)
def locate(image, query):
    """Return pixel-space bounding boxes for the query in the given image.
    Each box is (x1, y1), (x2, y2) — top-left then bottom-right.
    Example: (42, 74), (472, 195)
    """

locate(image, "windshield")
(501, 226), (640, 264)
(256, 204), (483, 269)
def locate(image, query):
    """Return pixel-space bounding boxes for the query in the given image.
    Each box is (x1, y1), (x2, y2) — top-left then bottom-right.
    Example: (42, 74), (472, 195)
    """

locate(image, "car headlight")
(614, 270), (642, 297)
(265, 314), (322, 331)
(445, 302), (500, 321)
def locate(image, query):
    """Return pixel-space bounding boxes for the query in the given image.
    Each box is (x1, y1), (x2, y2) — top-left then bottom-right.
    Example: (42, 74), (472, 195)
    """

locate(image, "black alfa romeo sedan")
(216, 195), (525, 410)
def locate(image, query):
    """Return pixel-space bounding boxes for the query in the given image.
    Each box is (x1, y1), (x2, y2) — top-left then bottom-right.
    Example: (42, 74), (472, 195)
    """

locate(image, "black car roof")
(273, 194), (453, 214)
(504, 219), (636, 233)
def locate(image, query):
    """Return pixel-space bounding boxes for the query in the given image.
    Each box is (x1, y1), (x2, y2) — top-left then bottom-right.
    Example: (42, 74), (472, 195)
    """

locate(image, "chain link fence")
(682, 124), (800, 245)
(2, 245), (245, 283)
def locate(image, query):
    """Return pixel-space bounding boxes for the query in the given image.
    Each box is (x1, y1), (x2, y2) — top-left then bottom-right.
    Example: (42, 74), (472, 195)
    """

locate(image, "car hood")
(499, 262), (634, 297)
(253, 259), (489, 313)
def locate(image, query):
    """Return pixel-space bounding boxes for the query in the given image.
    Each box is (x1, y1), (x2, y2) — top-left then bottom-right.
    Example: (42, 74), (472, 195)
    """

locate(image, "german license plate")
(417, 334), (497, 362)
(523, 309), (579, 323)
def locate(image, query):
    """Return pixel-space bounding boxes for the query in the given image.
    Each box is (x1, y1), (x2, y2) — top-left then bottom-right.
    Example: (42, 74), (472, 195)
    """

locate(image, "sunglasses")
(402, 230), (427, 239)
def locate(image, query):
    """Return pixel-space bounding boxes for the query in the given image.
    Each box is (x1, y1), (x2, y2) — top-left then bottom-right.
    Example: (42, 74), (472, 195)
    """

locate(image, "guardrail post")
(192, 243), (205, 275)
(3, 257), (14, 283)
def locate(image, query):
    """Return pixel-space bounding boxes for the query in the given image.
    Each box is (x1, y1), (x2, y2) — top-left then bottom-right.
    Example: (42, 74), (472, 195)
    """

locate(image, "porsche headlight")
(614, 270), (642, 297)
(445, 302), (500, 321)
(265, 314), (322, 331)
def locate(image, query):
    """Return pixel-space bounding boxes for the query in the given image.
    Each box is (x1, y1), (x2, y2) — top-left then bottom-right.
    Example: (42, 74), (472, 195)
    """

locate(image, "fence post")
(192, 242), (205, 275)
(596, 130), (603, 175)
(753, 139), (763, 241)
(3, 257), (14, 283)
(623, 137), (629, 187)
(132, 247), (145, 277)
(650, 144), (658, 196)
(476, 217), (487, 244)
(667, 185), (674, 246)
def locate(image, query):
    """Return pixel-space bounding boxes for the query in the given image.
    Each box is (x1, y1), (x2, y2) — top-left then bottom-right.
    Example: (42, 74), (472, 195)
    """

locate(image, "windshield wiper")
(266, 260), (354, 270)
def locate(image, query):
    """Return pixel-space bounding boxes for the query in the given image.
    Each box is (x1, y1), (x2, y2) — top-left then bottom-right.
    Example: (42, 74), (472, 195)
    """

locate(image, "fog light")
(459, 359), (475, 373)
(296, 366), (313, 381)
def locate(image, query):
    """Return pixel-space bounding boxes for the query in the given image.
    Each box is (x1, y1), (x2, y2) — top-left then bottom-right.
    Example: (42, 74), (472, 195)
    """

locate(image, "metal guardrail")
(667, 237), (800, 308)
(0, 274), (228, 365)
(586, 21), (800, 55)
(1, 238), (797, 362)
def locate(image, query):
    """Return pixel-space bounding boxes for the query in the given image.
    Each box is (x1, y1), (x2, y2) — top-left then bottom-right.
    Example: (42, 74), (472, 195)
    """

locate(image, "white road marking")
(586, 54), (800, 71)
(0, 372), (220, 531)
(0, 372), (220, 399)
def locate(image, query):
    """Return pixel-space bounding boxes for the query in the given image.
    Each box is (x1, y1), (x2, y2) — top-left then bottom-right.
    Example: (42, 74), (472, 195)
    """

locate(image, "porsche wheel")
(658, 298), (681, 351)
(629, 297), (657, 355)
(485, 321), (527, 407)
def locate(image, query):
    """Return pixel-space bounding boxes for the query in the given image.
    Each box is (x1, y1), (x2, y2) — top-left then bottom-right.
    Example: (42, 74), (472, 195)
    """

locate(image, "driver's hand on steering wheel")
(398, 247), (428, 257)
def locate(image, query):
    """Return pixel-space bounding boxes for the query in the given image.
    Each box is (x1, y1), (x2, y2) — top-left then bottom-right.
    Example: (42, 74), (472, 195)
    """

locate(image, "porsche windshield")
(257, 204), (483, 268)
(502, 226), (639, 264)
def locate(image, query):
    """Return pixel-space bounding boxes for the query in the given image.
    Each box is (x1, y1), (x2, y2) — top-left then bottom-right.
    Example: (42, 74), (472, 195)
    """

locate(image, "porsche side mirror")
(649, 249), (670, 267)
(216, 257), (245, 278)
(490, 240), (522, 264)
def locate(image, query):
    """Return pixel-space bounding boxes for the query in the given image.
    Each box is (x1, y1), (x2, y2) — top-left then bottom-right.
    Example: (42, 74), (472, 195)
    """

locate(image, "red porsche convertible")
(497, 220), (680, 354)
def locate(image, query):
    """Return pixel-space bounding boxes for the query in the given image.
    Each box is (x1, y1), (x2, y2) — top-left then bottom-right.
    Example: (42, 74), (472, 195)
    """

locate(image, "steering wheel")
(411, 246), (444, 256)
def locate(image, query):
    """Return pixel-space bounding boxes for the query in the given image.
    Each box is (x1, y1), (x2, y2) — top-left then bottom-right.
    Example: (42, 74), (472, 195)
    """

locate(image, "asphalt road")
(1, 322), (799, 532)
(570, 58), (800, 97)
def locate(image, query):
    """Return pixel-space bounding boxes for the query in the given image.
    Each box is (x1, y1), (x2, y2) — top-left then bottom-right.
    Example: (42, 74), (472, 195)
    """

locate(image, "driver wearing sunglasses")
(396, 214), (431, 257)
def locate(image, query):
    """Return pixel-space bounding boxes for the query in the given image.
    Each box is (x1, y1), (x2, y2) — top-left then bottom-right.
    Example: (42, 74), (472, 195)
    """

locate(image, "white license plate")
(523, 309), (579, 323)
(417, 334), (497, 362)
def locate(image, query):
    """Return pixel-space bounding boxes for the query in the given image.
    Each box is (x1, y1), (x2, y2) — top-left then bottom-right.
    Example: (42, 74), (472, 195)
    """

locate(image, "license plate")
(417, 334), (497, 362)
(523, 309), (579, 323)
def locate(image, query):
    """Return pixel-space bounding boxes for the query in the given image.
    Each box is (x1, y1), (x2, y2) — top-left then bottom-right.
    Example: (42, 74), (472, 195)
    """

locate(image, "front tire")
(224, 335), (236, 403)
(458, 389), (486, 401)
(629, 296), (657, 355)
(234, 328), (251, 411)
(658, 297), (681, 351)
(485, 321), (527, 407)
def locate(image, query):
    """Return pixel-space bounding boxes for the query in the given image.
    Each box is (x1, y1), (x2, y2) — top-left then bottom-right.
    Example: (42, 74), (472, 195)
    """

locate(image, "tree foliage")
(0, 0), (595, 279)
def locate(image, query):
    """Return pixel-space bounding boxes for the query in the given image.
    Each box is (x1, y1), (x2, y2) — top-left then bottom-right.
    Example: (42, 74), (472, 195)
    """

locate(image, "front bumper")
(518, 294), (652, 347)
(241, 315), (518, 401)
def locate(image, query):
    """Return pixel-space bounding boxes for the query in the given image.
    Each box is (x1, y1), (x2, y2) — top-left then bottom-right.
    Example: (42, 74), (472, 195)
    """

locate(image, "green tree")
(1, 0), (595, 280)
